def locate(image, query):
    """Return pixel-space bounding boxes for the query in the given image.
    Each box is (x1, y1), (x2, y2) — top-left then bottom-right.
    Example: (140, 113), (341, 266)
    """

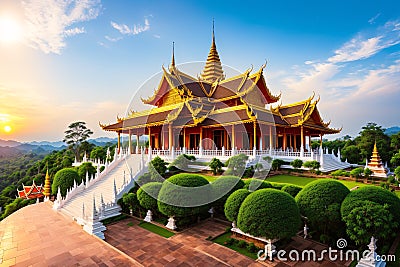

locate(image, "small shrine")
(367, 142), (387, 178)
(17, 180), (44, 199)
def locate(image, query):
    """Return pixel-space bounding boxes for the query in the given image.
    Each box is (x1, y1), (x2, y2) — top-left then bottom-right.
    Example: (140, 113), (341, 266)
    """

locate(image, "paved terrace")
(0, 202), (140, 266)
(0, 202), (351, 266)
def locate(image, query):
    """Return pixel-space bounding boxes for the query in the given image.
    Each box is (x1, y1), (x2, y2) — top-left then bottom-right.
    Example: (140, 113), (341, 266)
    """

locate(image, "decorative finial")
(171, 41), (175, 67)
(212, 18), (215, 42)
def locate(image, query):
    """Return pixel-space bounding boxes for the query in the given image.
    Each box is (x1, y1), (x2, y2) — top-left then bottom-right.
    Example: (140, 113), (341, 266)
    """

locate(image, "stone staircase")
(58, 154), (144, 238)
(320, 154), (351, 172)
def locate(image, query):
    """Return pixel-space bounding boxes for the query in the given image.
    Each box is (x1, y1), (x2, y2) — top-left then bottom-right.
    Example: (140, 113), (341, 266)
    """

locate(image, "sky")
(0, 0), (399, 142)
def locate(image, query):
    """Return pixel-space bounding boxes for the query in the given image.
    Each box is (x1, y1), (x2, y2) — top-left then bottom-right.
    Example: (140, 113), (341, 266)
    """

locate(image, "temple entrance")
(179, 133), (184, 148)
(213, 130), (224, 149)
(189, 134), (200, 149)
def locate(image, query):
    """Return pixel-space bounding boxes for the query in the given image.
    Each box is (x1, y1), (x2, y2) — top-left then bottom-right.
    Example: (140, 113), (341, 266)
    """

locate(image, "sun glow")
(4, 125), (12, 133)
(0, 15), (22, 44)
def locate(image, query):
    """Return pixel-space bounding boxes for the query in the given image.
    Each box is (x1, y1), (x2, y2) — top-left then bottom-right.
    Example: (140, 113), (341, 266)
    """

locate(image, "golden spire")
(200, 20), (225, 83)
(170, 42), (175, 71)
(44, 168), (51, 197)
(373, 140), (378, 154)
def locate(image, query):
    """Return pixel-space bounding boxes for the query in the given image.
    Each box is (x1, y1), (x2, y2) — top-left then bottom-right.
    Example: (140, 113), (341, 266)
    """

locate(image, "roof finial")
(171, 41), (175, 67)
(212, 18), (215, 43)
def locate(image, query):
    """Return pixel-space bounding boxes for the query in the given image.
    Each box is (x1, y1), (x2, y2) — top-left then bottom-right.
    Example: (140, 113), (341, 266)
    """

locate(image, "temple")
(100, 27), (340, 160)
(17, 180), (44, 199)
(367, 142), (387, 178)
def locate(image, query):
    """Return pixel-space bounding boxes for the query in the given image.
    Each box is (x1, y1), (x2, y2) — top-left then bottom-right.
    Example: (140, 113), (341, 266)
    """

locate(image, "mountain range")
(0, 137), (119, 155)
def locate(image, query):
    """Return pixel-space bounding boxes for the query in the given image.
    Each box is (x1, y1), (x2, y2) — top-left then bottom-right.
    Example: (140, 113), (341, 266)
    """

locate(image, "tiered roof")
(101, 30), (340, 136)
(17, 181), (44, 199)
(367, 142), (387, 178)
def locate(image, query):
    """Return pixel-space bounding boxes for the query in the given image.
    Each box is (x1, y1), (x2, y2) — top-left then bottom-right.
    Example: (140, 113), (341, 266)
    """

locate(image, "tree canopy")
(224, 189), (251, 222)
(51, 168), (81, 197)
(237, 189), (301, 240)
(137, 182), (163, 211)
(63, 121), (93, 161)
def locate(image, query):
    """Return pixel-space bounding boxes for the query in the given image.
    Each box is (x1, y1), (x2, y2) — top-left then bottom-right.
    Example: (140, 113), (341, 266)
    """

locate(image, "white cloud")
(153, 34), (161, 39)
(64, 27), (86, 36)
(368, 13), (381, 24)
(105, 35), (122, 42)
(22, 0), (101, 54)
(328, 20), (400, 63)
(111, 18), (150, 36)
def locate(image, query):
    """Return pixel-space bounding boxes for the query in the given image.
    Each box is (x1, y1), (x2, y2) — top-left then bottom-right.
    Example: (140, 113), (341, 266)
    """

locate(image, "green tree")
(295, 179), (350, 240)
(137, 182), (163, 211)
(395, 166), (400, 179)
(390, 150), (400, 167)
(90, 146), (107, 161)
(77, 162), (96, 181)
(290, 159), (303, 170)
(51, 168), (81, 197)
(343, 201), (398, 246)
(63, 121), (93, 161)
(149, 156), (168, 179)
(224, 189), (251, 222)
(225, 154), (248, 176)
(364, 168), (373, 180)
(158, 174), (210, 219)
(211, 176), (244, 213)
(271, 159), (285, 171)
(303, 160), (320, 172)
(355, 123), (391, 164)
(209, 158), (224, 175)
(122, 192), (141, 215)
(341, 186), (400, 223)
(341, 145), (362, 164)
(237, 189), (301, 239)
(350, 167), (364, 179)
(390, 132), (400, 151)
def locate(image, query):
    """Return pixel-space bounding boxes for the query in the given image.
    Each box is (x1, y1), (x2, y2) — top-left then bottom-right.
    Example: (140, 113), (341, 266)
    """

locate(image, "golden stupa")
(367, 141), (387, 178)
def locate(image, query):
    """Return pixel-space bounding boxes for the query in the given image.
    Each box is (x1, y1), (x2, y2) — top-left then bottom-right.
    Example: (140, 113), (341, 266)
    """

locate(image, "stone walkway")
(0, 202), (140, 267)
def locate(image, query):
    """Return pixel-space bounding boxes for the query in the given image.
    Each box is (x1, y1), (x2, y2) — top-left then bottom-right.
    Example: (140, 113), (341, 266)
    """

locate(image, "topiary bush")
(158, 173), (211, 219)
(211, 176), (244, 213)
(290, 159), (303, 170)
(209, 158), (224, 175)
(169, 154), (195, 171)
(303, 160), (321, 172)
(281, 184), (303, 197)
(295, 179), (350, 239)
(148, 156), (168, 180)
(242, 179), (272, 192)
(137, 172), (164, 186)
(51, 168), (81, 197)
(137, 182), (163, 211)
(271, 159), (285, 171)
(224, 189), (251, 222)
(341, 185), (400, 223)
(237, 189), (301, 239)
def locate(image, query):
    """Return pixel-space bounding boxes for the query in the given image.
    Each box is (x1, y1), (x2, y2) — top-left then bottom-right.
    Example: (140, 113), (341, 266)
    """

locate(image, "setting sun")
(4, 125), (12, 133)
(0, 15), (22, 44)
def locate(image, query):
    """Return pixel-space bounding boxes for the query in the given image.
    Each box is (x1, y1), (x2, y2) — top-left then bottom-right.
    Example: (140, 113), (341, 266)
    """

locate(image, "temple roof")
(18, 181), (44, 199)
(199, 26), (225, 83)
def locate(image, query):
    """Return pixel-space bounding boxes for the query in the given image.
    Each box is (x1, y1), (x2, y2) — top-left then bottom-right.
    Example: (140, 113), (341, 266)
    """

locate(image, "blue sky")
(0, 0), (399, 141)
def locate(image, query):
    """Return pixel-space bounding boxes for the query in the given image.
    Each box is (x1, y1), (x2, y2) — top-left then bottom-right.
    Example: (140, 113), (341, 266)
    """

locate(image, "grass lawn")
(138, 221), (175, 238)
(267, 174), (369, 189)
(212, 232), (258, 260)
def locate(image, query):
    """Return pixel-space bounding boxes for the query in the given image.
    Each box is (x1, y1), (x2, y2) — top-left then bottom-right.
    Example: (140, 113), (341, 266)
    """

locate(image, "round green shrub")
(211, 176), (244, 212)
(51, 168), (81, 197)
(224, 189), (251, 222)
(158, 173), (211, 218)
(137, 182), (163, 210)
(237, 189), (301, 239)
(282, 184), (303, 197)
(295, 179), (350, 235)
(243, 179), (272, 192)
(341, 185), (400, 223)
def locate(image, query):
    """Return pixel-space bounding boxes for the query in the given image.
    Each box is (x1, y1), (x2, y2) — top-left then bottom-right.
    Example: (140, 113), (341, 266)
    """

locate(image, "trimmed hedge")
(211, 176), (245, 213)
(237, 189), (301, 239)
(137, 182), (163, 210)
(158, 173), (211, 218)
(281, 184), (303, 197)
(243, 179), (272, 192)
(224, 189), (251, 222)
(295, 179), (350, 235)
(51, 168), (81, 197)
(341, 185), (400, 223)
